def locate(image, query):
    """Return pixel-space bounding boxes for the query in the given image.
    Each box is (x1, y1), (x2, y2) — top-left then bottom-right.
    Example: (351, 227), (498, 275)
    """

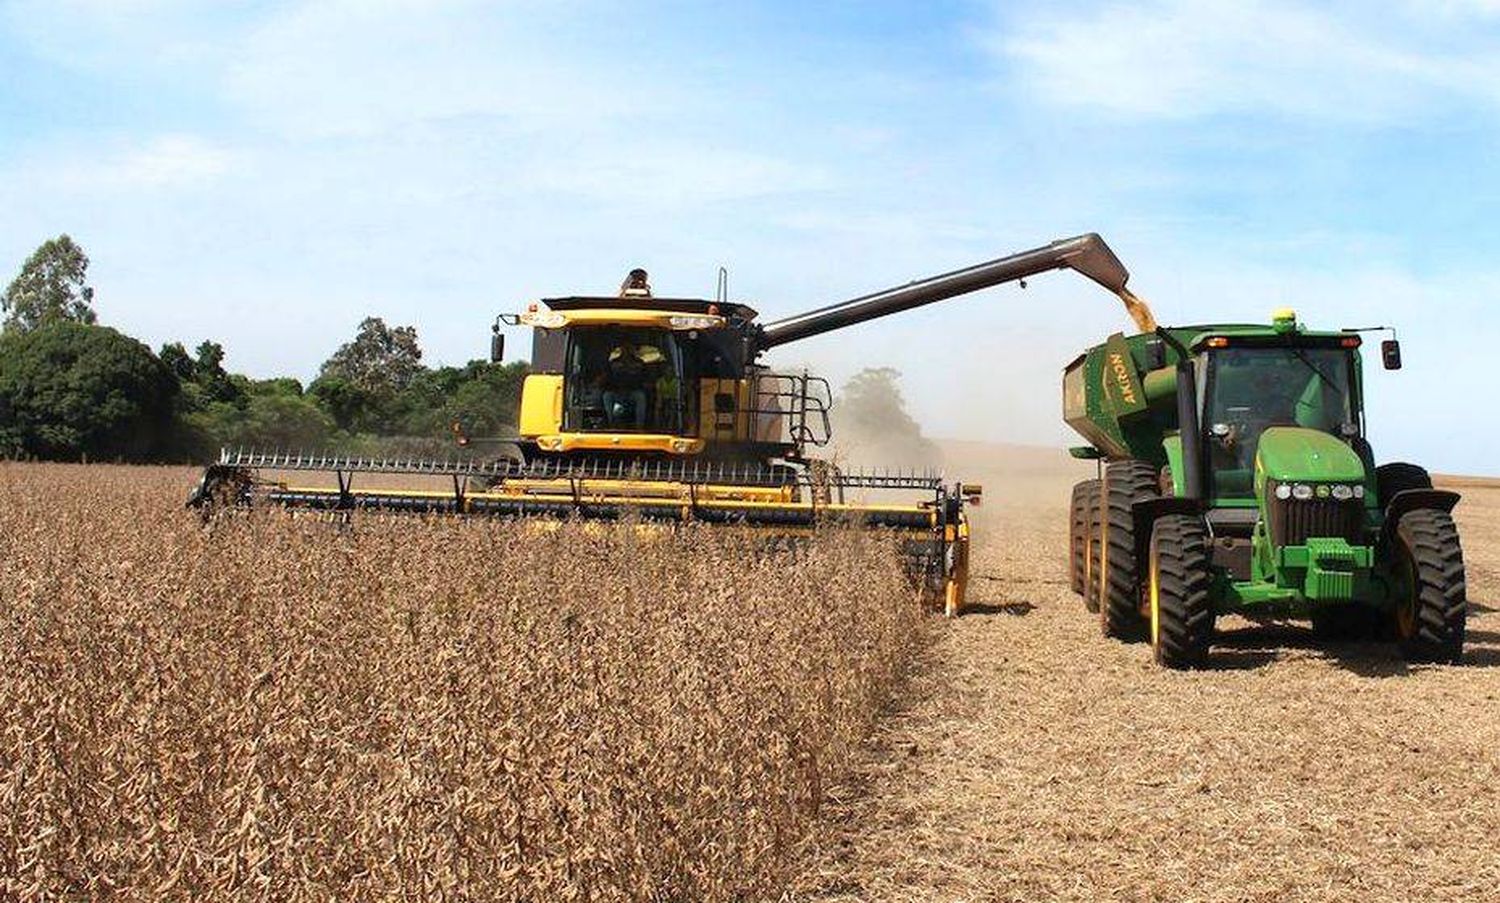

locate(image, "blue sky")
(2, 0), (1498, 471)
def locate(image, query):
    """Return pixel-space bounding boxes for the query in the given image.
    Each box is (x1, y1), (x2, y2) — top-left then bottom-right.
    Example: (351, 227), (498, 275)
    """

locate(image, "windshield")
(1203, 346), (1356, 497)
(564, 327), (684, 433)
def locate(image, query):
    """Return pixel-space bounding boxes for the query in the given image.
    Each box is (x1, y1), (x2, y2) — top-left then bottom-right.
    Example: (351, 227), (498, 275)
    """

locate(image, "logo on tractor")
(1108, 352), (1138, 406)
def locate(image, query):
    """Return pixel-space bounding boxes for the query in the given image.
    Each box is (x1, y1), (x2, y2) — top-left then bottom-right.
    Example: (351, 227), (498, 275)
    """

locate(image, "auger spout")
(757, 232), (1154, 349)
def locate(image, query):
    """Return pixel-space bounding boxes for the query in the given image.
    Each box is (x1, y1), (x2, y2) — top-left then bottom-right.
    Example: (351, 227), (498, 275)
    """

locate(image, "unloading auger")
(191, 233), (1147, 614)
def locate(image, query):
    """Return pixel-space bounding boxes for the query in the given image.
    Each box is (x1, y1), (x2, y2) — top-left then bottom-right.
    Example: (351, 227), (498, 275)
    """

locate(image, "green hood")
(1255, 427), (1366, 483)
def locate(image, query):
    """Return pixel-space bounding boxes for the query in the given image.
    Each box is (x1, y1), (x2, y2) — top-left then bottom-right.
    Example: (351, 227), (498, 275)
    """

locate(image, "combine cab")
(193, 233), (1144, 615)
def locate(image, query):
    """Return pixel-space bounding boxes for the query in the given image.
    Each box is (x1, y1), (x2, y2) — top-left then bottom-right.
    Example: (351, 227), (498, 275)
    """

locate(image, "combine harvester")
(192, 234), (1145, 614)
(1065, 309), (1466, 667)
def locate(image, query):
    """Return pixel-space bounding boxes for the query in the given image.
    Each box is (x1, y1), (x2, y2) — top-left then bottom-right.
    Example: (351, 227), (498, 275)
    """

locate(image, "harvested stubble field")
(0, 463), (920, 900)
(794, 442), (1500, 902)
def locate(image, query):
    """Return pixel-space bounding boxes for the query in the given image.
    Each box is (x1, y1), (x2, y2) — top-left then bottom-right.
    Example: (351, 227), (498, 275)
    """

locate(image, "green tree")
(159, 341), (196, 382)
(224, 392), (333, 450)
(3, 235), (97, 334)
(319, 317), (423, 393)
(0, 322), (178, 461)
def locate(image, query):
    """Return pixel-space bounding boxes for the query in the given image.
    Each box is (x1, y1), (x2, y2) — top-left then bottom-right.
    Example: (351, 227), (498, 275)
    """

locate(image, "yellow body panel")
(499, 478), (793, 503)
(521, 307), (725, 329)
(530, 433), (706, 454)
(519, 375), (564, 436)
(696, 378), (784, 444)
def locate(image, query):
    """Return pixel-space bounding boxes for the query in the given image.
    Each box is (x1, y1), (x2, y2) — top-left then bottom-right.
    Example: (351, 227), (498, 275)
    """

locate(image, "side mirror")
(490, 330), (505, 363)
(1381, 339), (1402, 370)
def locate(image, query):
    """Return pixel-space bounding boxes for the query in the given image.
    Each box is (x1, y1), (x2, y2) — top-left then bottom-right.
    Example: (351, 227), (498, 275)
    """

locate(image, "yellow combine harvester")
(190, 234), (1142, 614)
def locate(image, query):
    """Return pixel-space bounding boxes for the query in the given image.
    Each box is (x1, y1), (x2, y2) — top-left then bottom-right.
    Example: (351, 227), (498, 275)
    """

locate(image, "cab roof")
(542, 296), (759, 321)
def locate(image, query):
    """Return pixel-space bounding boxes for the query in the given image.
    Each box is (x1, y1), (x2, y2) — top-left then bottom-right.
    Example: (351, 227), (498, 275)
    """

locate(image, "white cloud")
(993, 0), (1500, 121)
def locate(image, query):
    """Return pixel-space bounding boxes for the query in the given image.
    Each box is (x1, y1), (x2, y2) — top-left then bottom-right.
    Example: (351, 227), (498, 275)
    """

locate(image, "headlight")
(1331, 484), (1353, 501)
(1274, 483), (1292, 500)
(1315, 484), (1332, 499)
(1292, 483), (1314, 500)
(1353, 485), (1365, 499)
(669, 315), (721, 330)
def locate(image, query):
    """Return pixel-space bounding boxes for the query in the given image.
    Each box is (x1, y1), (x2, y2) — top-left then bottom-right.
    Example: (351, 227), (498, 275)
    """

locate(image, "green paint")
(1254, 427), (1366, 482)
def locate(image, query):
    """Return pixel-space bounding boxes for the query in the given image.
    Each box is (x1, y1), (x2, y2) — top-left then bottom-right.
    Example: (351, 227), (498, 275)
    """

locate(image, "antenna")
(716, 266), (728, 305)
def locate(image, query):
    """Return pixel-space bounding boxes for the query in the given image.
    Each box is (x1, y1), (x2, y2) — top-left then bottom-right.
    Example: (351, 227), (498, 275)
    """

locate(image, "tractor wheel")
(1082, 481), (1102, 613)
(1148, 514), (1216, 669)
(1376, 462), (1432, 505)
(1391, 508), (1466, 664)
(1099, 460), (1158, 640)
(1069, 480), (1097, 596)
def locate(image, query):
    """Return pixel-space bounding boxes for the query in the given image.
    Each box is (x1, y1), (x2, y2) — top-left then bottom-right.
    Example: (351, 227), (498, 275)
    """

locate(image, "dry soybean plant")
(0, 463), (923, 901)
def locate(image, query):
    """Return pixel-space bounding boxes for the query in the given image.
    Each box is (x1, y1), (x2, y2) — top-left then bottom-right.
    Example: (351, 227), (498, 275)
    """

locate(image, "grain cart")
(193, 234), (1146, 615)
(1065, 310), (1465, 668)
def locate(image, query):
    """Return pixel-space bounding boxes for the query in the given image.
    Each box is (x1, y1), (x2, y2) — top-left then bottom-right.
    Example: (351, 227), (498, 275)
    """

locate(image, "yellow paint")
(531, 433), (705, 455)
(518, 375), (564, 436)
(523, 307), (725, 329)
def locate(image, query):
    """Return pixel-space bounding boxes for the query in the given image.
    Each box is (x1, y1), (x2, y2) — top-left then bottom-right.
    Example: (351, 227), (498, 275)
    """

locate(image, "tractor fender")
(1131, 497), (1205, 585)
(1379, 488), (1461, 549)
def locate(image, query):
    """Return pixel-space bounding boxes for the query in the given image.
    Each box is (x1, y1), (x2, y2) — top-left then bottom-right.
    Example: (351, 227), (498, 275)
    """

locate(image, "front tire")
(1148, 514), (1216, 669)
(1099, 460), (1157, 640)
(1082, 481), (1102, 613)
(1391, 508), (1466, 664)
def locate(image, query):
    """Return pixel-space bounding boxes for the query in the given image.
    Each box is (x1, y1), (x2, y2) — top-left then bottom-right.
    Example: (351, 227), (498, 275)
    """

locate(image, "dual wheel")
(1069, 461), (1168, 642)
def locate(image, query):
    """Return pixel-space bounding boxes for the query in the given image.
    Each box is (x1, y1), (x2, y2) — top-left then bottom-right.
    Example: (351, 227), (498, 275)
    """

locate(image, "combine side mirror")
(490, 329), (505, 363)
(1381, 339), (1402, 370)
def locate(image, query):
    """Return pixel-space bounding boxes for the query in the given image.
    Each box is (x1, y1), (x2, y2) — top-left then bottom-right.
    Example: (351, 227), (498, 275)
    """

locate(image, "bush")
(0, 322), (178, 461)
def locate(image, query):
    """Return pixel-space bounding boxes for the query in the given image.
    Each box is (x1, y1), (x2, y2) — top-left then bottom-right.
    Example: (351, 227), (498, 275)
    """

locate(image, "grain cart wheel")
(1148, 514), (1215, 669)
(1069, 480), (1098, 596)
(1082, 481), (1102, 613)
(1099, 460), (1158, 640)
(1376, 462), (1433, 503)
(1391, 508), (1466, 664)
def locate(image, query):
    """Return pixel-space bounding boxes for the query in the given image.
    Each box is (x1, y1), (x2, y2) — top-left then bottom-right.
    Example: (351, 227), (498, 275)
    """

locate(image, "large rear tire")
(1391, 508), (1466, 664)
(1069, 480), (1098, 596)
(1148, 514), (1216, 669)
(1099, 460), (1158, 640)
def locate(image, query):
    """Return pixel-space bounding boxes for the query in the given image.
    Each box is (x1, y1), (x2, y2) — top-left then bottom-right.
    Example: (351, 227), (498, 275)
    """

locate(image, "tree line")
(0, 235), (527, 463)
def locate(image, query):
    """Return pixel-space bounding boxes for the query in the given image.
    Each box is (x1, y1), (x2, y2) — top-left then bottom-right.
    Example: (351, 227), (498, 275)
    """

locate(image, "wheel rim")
(1394, 546), (1418, 640)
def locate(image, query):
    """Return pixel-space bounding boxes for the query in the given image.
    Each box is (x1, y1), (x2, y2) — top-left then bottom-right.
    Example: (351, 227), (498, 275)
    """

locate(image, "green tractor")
(1065, 308), (1466, 668)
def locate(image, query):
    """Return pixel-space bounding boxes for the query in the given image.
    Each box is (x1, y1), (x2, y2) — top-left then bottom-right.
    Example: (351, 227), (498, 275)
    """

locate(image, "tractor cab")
(1193, 314), (1364, 501)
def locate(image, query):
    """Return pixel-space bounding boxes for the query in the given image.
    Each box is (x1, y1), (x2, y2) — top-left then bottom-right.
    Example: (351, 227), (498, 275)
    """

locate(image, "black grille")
(1267, 491), (1363, 546)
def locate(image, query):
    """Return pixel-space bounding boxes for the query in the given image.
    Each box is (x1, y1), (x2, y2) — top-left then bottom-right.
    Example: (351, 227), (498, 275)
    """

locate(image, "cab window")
(564, 327), (684, 433)
(1203, 347), (1355, 497)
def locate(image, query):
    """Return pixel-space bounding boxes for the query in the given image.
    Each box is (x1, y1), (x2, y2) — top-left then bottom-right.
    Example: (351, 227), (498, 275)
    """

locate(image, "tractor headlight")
(1353, 485), (1365, 499)
(1331, 484), (1353, 501)
(1292, 483), (1314, 500)
(1315, 484), (1332, 499)
(1274, 483), (1292, 500)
